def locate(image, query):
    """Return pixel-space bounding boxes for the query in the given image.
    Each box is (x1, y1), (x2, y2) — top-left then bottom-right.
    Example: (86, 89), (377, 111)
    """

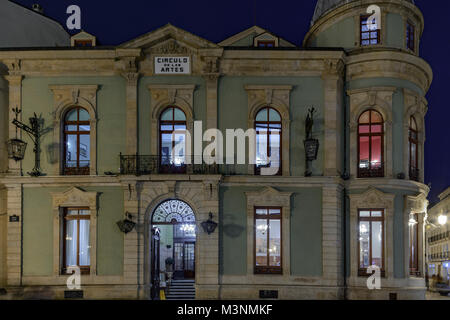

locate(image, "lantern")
(201, 212), (218, 235)
(6, 138), (27, 161)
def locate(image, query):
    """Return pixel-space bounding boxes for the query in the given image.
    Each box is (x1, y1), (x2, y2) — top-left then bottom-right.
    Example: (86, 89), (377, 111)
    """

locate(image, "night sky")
(12, 0), (450, 204)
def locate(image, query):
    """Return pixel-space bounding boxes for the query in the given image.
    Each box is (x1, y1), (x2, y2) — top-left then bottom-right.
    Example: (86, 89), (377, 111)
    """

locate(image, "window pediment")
(349, 187), (394, 212)
(51, 187), (98, 209)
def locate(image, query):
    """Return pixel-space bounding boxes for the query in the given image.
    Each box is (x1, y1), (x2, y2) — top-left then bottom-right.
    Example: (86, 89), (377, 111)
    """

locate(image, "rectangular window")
(360, 15), (380, 46)
(406, 21), (415, 51)
(62, 208), (91, 275)
(358, 209), (385, 276)
(255, 207), (282, 274)
(74, 40), (93, 47)
(409, 214), (419, 276)
(257, 40), (275, 48)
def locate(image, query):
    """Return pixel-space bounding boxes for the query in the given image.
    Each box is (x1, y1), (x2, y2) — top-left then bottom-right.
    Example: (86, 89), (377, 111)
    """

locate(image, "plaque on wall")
(259, 290), (278, 299)
(64, 290), (84, 299)
(154, 57), (190, 74)
(9, 215), (19, 223)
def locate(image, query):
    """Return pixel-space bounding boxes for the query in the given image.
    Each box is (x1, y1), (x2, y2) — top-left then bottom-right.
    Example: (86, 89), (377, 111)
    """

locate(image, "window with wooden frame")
(358, 110), (384, 178)
(255, 107), (282, 176)
(409, 116), (419, 181)
(360, 15), (380, 46)
(63, 107), (90, 175)
(159, 106), (187, 174)
(406, 21), (415, 51)
(62, 208), (91, 275)
(409, 213), (420, 276)
(254, 207), (282, 274)
(257, 40), (275, 48)
(74, 40), (93, 47)
(358, 209), (385, 277)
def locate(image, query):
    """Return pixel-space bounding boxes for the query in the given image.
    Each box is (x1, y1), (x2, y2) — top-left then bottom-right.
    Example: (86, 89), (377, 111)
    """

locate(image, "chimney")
(32, 4), (44, 14)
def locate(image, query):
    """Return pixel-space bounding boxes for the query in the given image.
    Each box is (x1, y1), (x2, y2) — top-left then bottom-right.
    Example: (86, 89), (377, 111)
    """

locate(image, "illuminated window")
(63, 208), (90, 275)
(255, 107), (281, 175)
(409, 116), (419, 181)
(255, 207), (282, 274)
(409, 213), (419, 276)
(159, 107), (187, 174)
(358, 110), (384, 178)
(358, 209), (385, 276)
(64, 107), (90, 175)
(360, 15), (380, 46)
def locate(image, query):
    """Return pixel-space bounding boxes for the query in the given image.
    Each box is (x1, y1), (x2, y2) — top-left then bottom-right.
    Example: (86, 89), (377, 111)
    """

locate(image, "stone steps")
(166, 280), (195, 300)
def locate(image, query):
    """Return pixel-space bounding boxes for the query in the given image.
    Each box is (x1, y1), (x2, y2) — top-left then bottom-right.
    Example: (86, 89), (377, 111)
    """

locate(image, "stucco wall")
(0, 188), (6, 287)
(218, 76), (324, 176)
(385, 13), (405, 49)
(21, 76), (127, 175)
(219, 186), (323, 277)
(22, 186), (124, 276)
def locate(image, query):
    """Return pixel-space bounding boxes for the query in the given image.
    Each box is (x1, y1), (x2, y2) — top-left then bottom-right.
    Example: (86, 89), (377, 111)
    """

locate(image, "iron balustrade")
(358, 162), (384, 178)
(409, 167), (420, 182)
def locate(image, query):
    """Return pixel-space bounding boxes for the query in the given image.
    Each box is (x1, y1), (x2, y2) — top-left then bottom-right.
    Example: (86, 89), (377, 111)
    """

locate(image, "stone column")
(122, 72), (140, 155)
(322, 185), (344, 292)
(322, 62), (344, 177)
(204, 74), (220, 131)
(5, 184), (22, 286)
(4, 74), (23, 176)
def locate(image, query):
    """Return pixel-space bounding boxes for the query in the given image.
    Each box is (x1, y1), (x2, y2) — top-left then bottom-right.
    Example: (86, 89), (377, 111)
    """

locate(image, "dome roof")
(312, 0), (415, 25)
(0, 0), (69, 48)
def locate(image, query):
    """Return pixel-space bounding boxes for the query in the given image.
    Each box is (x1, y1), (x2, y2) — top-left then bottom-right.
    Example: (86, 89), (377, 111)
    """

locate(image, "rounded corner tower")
(304, 0), (423, 55)
(305, 0), (433, 300)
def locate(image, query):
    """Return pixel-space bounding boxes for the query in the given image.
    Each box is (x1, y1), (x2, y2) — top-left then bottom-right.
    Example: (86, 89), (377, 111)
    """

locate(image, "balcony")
(63, 161), (90, 176)
(409, 167), (420, 182)
(358, 161), (384, 178)
(119, 154), (219, 175)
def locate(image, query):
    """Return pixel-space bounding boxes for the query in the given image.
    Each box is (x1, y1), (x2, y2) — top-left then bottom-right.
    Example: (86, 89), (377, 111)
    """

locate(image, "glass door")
(184, 242), (195, 279)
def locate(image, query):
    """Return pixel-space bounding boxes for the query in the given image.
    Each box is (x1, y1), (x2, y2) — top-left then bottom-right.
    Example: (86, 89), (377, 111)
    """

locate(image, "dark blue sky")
(13, 0), (450, 203)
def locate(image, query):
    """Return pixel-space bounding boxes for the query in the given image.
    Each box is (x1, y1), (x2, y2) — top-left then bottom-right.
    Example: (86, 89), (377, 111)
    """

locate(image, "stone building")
(426, 188), (450, 285)
(0, 0), (432, 299)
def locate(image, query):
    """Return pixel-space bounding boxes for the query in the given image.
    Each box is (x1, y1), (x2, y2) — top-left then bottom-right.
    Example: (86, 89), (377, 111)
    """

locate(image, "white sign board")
(154, 57), (190, 74)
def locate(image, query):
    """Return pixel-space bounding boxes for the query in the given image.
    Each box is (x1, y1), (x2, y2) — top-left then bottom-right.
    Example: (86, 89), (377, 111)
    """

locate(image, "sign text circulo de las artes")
(155, 57), (191, 74)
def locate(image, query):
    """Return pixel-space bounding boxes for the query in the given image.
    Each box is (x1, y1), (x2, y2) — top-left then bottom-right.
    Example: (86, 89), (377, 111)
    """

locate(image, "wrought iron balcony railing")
(63, 161), (90, 176)
(358, 162), (384, 178)
(119, 154), (219, 175)
(409, 167), (420, 182)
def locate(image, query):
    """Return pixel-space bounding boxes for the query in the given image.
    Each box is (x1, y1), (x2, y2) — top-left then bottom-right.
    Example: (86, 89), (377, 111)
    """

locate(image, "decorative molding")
(49, 84), (99, 175)
(50, 186), (98, 210)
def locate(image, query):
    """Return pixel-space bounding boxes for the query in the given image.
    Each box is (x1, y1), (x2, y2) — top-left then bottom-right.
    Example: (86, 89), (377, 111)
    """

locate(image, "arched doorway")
(150, 199), (196, 300)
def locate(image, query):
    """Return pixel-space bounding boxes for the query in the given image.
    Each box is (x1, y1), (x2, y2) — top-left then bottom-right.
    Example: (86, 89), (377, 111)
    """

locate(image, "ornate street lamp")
(304, 107), (320, 177)
(6, 108), (27, 161)
(201, 212), (218, 235)
(117, 212), (136, 234)
(9, 108), (51, 177)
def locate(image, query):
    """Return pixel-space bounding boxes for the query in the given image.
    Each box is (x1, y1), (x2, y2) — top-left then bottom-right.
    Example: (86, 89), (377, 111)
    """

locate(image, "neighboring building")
(0, 0), (432, 300)
(426, 188), (450, 285)
(0, 0), (69, 48)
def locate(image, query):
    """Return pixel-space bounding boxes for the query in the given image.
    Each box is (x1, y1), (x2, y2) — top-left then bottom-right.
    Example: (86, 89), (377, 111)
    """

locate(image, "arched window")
(409, 116), (419, 181)
(358, 110), (384, 178)
(64, 107), (90, 175)
(159, 107), (187, 174)
(255, 107), (281, 175)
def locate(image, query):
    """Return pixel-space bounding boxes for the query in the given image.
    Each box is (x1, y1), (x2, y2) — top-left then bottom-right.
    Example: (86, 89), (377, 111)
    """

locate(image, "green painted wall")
(21, 76), (127, 175)
(137, 76), (206, 155)
(22, 186), (124, 276)
(0, 75), (8, 173)
(218, 76), (324, 176)
(386, 13), (405, 49)
(310, 17), (355, 49)
(219, 186), (323, 276)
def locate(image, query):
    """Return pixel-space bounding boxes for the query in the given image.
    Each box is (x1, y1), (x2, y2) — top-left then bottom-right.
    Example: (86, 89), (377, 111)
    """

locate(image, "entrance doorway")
(150, 200), (196, 299)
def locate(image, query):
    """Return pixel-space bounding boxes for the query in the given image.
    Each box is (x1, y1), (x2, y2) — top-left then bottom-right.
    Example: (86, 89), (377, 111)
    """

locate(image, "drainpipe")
(342, 60), (349, 301)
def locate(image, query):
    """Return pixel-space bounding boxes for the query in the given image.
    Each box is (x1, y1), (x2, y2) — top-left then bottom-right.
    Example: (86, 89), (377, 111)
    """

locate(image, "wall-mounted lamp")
(117, 212), (136, 234)
(201, 212), (218, 235)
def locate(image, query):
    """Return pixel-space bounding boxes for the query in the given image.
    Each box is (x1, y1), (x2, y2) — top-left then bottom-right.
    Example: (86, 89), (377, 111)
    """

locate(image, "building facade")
(426, 188), (450, 286)
(0, 0), (432, 300)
